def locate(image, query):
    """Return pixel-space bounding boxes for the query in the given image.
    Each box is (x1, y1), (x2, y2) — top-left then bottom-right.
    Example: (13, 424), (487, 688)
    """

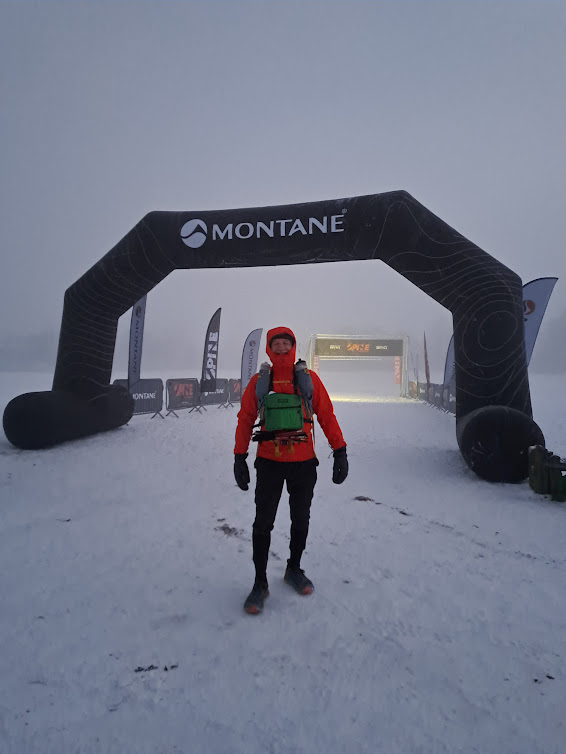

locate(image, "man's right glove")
(234, 452), (250, 491)
(332, 446), (348, 484)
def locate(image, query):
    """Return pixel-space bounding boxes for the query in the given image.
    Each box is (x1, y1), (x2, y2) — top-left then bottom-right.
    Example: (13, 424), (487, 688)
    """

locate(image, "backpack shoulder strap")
(256, 360), (313, 423)
(255, 362), (272, 416)
(294, 360), (313, 420)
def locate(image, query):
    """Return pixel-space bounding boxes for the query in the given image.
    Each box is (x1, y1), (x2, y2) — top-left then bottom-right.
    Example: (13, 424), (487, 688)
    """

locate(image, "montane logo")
(243, 339), (257, 381)
(133, 392), (157, 400)
(180, 214), (345, 248)
(523, 298), (536, 323)
(523, 299), (535, 316)
(180, 219), (208, 248)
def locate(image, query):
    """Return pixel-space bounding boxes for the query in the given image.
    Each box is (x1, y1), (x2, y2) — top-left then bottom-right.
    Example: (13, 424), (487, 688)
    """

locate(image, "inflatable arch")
(3, 190), (544, 481)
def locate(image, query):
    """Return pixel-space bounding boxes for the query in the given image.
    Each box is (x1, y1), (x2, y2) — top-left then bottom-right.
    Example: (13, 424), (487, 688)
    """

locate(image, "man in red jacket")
(234, 326), (348, 614)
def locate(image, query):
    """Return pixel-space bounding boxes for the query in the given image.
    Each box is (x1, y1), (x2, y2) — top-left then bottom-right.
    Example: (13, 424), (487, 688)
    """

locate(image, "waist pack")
(261, 393), (304, 432)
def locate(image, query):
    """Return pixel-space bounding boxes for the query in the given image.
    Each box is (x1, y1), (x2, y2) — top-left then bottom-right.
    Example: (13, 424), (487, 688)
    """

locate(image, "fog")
(1, 1), (565, 381)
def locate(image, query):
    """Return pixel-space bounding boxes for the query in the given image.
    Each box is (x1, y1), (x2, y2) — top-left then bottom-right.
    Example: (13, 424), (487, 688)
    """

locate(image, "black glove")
(234, 453), (250, 491)
(332, 446), (348, 484)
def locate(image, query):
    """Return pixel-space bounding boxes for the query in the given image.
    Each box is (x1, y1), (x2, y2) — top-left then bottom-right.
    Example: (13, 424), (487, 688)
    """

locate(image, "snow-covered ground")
(0, 371), (565, 754)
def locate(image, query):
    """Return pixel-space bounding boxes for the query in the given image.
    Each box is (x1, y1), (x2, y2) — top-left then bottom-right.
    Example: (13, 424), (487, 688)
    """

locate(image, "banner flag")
(442, 334), (455, 390)
(200, 307), (221, 393)
(394, 356), (402, 385)
(522, 277), (558, 365)
(442, 276), (558, 387)
(423, 332), (431, 387)
(240, 328), (262, 393)
(128, 295), (147, 389)
(409, 342), (419, 383)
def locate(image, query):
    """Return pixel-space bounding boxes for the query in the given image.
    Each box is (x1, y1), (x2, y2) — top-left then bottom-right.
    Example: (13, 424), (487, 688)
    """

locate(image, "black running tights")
(252, 457), (318, 583)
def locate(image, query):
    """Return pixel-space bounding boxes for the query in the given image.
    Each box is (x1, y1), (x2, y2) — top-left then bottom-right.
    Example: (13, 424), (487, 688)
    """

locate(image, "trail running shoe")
(284, 565), (314, 595)
(243, 582), (269, 614)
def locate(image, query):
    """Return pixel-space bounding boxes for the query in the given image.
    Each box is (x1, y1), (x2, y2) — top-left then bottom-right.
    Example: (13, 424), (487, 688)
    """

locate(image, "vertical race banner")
(200, 307), (221, 393)
(522, 277), (558, 364)
(442, 333), (455, 390)
(394, 356), (402, 385)
(240, 328), (262, 393)
(128, 295), (147, 390)
(442, 276), (558, 389)
(409, 339), (419, 383)
(423, 332), (431, 387)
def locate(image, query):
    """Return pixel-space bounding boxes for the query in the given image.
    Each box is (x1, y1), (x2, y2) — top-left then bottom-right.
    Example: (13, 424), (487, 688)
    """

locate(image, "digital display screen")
(315, 339), (404, 357)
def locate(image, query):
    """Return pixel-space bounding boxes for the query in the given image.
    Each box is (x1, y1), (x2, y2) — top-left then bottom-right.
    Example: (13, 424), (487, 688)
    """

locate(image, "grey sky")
(1, 0), (565, 375)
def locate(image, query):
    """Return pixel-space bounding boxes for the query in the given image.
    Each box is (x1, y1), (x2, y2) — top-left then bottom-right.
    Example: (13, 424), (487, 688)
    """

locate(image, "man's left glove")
(234, 452), (250, 491)
(332, 446), (348, 484)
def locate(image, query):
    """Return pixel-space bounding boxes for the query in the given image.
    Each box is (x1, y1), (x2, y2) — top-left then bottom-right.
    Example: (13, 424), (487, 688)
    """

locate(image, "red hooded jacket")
(234, 326), (346, 462)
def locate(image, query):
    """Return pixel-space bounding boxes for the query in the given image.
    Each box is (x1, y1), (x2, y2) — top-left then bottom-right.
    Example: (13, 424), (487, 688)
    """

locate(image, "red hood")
(266, 326), (296, 371)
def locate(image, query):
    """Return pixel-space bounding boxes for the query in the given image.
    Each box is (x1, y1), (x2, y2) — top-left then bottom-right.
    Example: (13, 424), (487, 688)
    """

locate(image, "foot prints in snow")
(0, 372), (565, 754)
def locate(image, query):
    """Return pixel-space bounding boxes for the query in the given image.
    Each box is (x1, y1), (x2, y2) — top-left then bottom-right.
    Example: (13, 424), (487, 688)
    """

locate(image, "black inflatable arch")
(3, 191), (544, 481)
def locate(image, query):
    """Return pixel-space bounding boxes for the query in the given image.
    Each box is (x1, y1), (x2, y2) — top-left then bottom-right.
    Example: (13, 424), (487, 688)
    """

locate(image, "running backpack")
(253, 360), (313, 436)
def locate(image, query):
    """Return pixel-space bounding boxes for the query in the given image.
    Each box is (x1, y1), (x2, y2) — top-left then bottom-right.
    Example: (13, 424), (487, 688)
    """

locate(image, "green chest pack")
(261, 393), (304, 432)
(251, 361), (313, 445)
